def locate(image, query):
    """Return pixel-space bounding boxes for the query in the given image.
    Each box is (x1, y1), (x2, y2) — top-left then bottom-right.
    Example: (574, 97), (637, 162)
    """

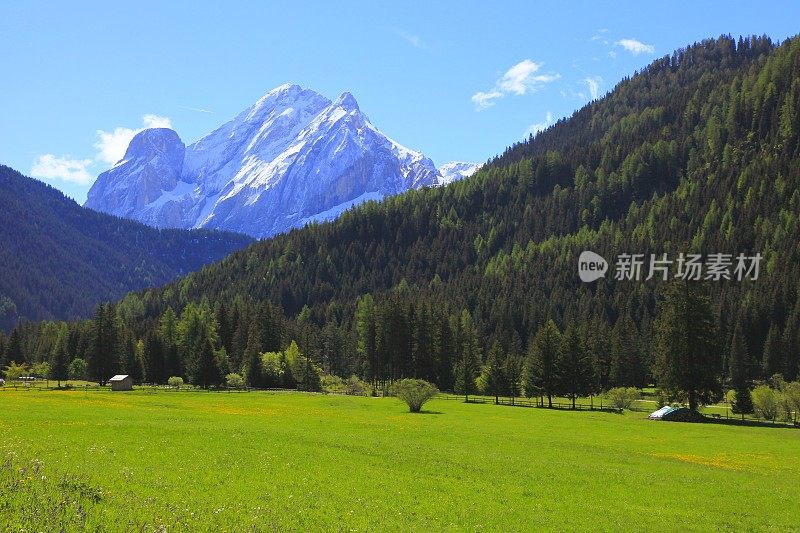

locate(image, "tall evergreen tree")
(504, 350), (524, 405)
(524, 320), (561, 407)
(762, 324), (785, 379)
(783, 302), (800, 381)
(655, 281), (721, 410)
(49, 323), (69, 387)
(557, 325), (594, 409)
(434, 312), (455, 391)
(6, 328), (24, 365)
(143, 331), (165, 384)
(195, 339), (222, 388)
(244, 321), (263, 388)
(610, 314), (646, 388)
(159, 307), (181, 379)
(485, 341), (506, 404)
(88, 304), (119, 385)
(0, 331), (7, 372)
(729, 321), (753, 414)
(356, 295), (377, 385)
(455, 310), (481, 401)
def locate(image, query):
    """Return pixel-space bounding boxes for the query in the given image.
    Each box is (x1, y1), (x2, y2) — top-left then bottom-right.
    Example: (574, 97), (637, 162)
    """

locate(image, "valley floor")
(1, 390), (798, 531)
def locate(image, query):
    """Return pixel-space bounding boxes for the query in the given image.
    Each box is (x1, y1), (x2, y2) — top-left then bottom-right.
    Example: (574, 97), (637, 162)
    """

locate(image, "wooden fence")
(436, 394), (623, 413)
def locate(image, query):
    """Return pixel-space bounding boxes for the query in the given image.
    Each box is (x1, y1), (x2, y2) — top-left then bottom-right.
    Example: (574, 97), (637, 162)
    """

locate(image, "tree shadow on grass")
(410, 410), (444, 415)
(704, 417), (798, 430)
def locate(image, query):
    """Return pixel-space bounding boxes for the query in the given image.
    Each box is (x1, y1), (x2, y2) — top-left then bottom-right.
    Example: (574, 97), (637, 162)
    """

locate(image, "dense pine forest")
(0, 166), (252, 330)
(3, 35), (800, 406)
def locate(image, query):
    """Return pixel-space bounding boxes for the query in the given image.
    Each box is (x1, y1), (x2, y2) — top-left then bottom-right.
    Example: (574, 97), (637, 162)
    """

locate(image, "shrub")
(605, 387), (641, 410)
(344, 375), (368, 396)
(261, 352), (286, 388)
(390, 379), (438, 413)
(3, 362), (28, 380)
(784, 381), (800, 424)
(68, 358), (88, 381)
(751, 385), (779, 420)
(167, 376), (184, 389)
(321, 374), (345, 394)
(225, 373), (245, 390)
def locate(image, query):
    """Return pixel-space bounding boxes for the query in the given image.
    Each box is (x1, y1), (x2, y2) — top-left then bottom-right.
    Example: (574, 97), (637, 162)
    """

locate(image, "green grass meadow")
(1, 390), (798, 531)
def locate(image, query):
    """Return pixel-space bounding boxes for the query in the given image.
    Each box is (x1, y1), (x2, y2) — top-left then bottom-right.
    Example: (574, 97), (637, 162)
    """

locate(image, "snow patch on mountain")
(300, 191), (384, 226)
(437, 161), (481, 185)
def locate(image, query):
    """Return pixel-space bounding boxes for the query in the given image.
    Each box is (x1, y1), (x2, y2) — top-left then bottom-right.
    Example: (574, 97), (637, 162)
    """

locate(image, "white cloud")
(181, 106), (213, 114)
(583, 76), (602, 99)
(615, 38), (655, 55)
(94, 114), (172, 165)
(525, 111), (554, 137)
(396, 30), (428, 50)
(30, 154), (94, 185)
(472, 59), (560, 110)
(471, 90), (503, 110)
(142, 114), (171, 128)
(590, 28), (610, 44)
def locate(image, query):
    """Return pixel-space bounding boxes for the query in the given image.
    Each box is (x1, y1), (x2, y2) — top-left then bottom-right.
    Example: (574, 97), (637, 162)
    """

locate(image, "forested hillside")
(4, 35), (800, 400)
(0, 166), (252, 330)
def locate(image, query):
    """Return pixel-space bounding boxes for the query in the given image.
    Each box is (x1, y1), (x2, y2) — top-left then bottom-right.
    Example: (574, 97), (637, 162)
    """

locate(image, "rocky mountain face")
(85, 84), (477, 238)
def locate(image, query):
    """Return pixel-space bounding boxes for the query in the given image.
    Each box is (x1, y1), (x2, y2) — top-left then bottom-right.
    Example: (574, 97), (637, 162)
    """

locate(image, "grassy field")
(1, 390), (798, 531)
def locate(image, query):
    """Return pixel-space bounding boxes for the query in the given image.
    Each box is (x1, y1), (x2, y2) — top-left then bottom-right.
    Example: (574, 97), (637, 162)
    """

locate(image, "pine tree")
(504, 351), (524, 405)
(524, 320), (561, 407)
(49, 324), (69, 387)
(412, 305), (436, 383)
(610, 314), (646, 388)
(485, 341), (506, 404)
(144, 332), (165, 384)
(762, 324), (785, 379)
(729, 321), (753, 414)
(434, 313), (455, 391)
(88, 304), (119, 385)
(356, 295), (377, 385)
(7, 328), (24, 365)
(244, 321), (263, 388)
(455, 310), (481, 401)
(0, 331), (7, 371)
(159, 308), (181, 379)
(783, 302), (800, 381)
(196, 339), (222, 388)
(655, 281), (721, 411)
(557, 325), (594, 409)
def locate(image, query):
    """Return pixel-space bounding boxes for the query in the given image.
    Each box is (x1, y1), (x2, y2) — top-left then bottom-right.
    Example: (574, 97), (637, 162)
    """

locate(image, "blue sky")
(2, 1), (799, 203)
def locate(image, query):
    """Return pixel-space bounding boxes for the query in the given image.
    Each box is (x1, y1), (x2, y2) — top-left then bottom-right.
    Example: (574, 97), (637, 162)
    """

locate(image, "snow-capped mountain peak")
(334, 91), (360, 112)
(85, 85), (475, 238)
(437, 161), (481, 185)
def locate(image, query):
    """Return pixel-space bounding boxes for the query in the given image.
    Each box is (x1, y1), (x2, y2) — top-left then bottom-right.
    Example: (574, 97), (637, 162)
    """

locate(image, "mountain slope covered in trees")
(0, 165), (252, 330)
(5, 35), (800, 399)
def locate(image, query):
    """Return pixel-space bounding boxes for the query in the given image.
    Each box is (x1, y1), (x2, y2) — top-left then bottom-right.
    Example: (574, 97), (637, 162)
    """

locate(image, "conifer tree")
(729, 320), (754, 414)
(762, 324), (785, 379)
(655, 281), (721, 410)
(455, 310), (481, 401)
(49, 324), (69, 387)
(610, 314), (646, 388)
(557, 325), (594, 409)
(485, 341), (506, 404)
(356, 295), (377, 385)
(524, 320), (561, 407)
(244, 322), (263, 388)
